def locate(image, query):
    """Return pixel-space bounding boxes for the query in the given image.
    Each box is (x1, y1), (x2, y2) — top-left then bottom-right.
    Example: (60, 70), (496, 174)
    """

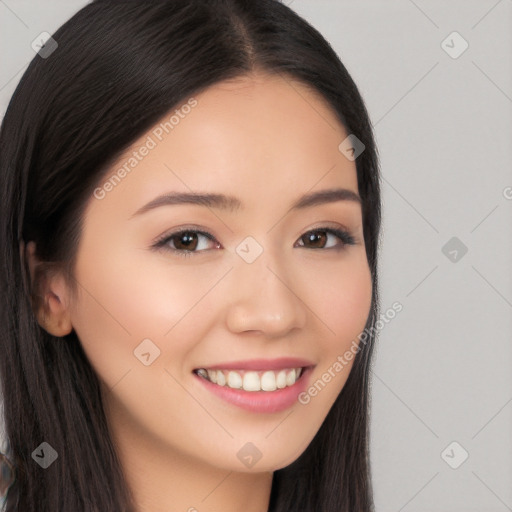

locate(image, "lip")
(193, 357), (315, 371)
(193, 365), (315, 413)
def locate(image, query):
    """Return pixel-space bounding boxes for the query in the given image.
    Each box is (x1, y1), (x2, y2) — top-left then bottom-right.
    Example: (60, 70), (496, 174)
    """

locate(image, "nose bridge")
(225, 240), (307, 335)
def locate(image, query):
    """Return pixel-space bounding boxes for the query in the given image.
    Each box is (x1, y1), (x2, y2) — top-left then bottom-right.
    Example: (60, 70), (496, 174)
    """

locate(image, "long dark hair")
(0, 0), (381, 510)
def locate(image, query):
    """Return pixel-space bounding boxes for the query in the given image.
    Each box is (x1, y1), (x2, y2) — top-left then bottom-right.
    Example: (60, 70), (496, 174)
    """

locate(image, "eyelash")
(152, 226), (357, 258)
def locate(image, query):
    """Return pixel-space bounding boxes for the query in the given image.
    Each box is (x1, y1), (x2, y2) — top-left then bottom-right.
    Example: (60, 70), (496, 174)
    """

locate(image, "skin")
(26, 71), (373, 512)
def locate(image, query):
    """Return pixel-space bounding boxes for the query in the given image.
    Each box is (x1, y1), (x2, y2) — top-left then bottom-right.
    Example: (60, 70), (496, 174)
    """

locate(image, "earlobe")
(23, 240), (74, 337)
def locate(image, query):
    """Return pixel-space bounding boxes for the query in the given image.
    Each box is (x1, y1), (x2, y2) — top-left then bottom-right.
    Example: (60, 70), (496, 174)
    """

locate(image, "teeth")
(286, 369), (297, 387)
(196, 367), (304, 391)
(243, 371), (261, 392)
(197, 368), (208, 379)
(276, 370), (287, 389)
(216, 370), (226, 386)
(261, 371), (276, 391)
(227, 371), (242, 389)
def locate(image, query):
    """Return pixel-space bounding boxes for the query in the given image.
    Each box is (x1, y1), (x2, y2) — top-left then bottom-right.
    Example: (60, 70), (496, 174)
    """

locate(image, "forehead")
(89, 71), (359, 219)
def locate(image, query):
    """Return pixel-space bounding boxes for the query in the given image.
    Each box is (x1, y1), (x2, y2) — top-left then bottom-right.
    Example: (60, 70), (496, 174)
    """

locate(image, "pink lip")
(194, 357), (314, 371)
(193, 365), (315, 413)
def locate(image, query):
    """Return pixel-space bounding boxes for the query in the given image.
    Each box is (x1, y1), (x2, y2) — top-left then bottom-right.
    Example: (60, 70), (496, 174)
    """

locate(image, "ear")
(23, 240), (74, 337)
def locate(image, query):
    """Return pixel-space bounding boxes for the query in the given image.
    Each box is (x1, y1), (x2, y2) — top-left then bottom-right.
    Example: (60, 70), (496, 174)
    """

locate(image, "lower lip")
(193, 367), (313, 413)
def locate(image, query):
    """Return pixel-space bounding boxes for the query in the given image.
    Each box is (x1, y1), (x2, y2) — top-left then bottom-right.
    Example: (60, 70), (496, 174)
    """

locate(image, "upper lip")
(194, 357), (315, 371)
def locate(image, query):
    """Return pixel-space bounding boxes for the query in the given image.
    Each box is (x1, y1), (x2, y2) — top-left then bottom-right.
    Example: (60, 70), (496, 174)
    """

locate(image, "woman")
(0, 0), (382, 510)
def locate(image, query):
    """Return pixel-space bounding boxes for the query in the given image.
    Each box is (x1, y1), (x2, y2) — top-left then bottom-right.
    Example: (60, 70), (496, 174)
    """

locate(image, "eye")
(152, 229), (220, 258)
(295, 227), (356, 250)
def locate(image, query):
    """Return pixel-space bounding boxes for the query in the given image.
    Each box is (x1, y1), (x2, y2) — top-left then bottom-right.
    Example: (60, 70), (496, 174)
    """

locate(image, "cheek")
(68, 248), (224, 387)
(87, 244), (229, 334)
(287, 256), (372, 436)
(306, 254), (373, 349)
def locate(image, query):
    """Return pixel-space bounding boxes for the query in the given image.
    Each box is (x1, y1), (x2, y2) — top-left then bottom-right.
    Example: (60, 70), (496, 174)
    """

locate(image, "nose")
(224, 248), (307, 337)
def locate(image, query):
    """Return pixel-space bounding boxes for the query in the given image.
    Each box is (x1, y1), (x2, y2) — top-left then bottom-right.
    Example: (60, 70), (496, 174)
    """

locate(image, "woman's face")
(65, 72), (372, 472)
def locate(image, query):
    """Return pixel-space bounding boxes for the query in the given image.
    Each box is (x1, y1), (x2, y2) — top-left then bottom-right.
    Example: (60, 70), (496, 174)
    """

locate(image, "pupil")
(307, 231), (325, 248)
(177, 232), (197, 250)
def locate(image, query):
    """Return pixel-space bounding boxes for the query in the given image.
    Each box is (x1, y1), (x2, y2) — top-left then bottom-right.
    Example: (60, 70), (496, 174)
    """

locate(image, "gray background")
(1, 1), (511, 511)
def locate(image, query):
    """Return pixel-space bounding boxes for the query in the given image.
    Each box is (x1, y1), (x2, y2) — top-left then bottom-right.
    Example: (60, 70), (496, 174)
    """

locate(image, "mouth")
(193, 366), (309, 392)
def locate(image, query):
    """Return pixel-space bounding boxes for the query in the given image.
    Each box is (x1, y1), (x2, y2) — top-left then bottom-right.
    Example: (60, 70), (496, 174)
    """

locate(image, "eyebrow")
(130, 187), (361, 217)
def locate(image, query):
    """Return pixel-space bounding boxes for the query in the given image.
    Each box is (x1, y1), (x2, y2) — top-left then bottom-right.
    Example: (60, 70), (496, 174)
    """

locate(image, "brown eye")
(153, 229), (220, 257)
(296, 227), (356, 250)
(172, 232), (199, 251)
(302, 230), (327, 249)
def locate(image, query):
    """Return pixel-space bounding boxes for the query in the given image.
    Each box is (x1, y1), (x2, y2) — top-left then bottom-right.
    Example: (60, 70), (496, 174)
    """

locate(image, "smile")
(193, 367), (304, 392)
